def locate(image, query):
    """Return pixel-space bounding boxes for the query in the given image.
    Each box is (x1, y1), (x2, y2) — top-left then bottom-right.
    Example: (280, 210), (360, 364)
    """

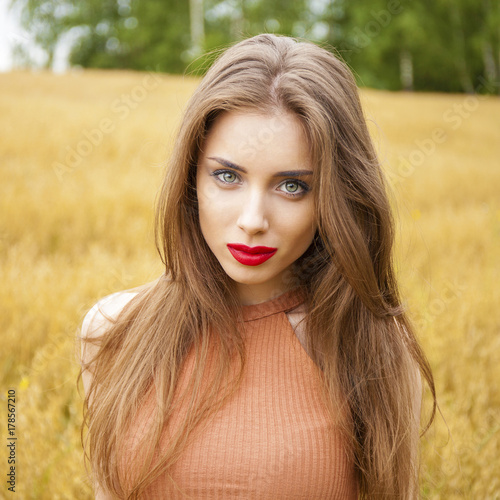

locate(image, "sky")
(0, 0), (70, 72)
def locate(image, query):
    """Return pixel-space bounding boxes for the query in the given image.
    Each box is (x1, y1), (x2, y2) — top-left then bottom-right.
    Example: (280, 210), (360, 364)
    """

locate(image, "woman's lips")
(227, 244), (278, 266)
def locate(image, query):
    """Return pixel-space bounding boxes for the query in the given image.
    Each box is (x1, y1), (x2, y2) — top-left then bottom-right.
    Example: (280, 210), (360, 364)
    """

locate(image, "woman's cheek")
(199, 189), (236, 231)
(212, 189), (241, 213)
(197, 178), (220, 204)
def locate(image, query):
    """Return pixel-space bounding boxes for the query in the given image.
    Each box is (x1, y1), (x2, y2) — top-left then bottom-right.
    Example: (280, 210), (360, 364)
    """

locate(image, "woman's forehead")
(201, 110), (313, 171)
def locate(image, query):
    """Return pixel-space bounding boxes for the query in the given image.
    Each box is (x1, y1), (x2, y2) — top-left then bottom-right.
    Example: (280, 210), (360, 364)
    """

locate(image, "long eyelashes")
(210, 169), (310, 198)
(213, 170), (239, 184)
(278, 179), (310, 197)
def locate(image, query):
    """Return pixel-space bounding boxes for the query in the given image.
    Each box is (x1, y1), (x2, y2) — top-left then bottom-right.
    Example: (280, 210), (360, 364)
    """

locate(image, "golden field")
(0, 68), (499, 499)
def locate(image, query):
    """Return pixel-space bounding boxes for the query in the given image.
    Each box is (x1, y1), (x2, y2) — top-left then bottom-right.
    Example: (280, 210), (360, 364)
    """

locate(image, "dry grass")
(0, 68), (498, 499)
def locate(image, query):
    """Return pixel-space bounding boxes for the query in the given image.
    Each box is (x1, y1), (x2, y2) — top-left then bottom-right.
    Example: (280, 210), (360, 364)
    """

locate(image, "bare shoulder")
(81, 291), (139, 341)
(79, 292), (138, 500)
(79, 291), (139, 388)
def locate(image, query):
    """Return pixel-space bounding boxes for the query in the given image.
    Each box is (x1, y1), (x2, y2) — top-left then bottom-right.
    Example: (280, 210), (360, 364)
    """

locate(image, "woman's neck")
(235, 281), (293, 306)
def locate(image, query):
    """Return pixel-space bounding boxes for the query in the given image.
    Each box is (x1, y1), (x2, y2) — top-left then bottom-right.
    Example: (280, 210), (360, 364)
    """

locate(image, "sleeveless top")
(117, 287), (358, 499)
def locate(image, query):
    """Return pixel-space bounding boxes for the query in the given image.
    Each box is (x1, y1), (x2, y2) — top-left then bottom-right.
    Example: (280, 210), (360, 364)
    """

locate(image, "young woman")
(79, 34), (436, 499)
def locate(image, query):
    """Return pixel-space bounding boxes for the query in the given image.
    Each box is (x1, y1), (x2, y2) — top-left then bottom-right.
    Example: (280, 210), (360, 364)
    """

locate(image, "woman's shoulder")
(79, 291), (140, 381)
(81, 290), (139, 340)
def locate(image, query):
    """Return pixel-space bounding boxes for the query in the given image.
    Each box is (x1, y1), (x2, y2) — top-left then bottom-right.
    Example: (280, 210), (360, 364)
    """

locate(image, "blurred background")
(0, 0), (499, 498)
(1, 0), (500, 92)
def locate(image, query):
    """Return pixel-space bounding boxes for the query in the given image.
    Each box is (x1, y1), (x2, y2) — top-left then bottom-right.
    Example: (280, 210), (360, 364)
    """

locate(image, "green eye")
(278, 179), (310, 197)
(211, 169), (239, 184)
(222, 172), (237, 183)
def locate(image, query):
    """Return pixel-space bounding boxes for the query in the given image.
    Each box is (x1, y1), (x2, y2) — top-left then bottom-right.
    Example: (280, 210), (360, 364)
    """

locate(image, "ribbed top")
(239, 286), (307, 322)
(118, 287), (358, 499)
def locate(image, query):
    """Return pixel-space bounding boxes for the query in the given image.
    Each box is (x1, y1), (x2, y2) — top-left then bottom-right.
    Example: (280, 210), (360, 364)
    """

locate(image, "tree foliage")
(9, 0), (499, 94)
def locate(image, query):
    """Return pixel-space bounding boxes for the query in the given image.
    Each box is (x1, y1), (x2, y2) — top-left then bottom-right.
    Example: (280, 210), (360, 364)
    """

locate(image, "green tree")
(9, 0), (499, 93)
(481, 0), (500, 92)
(65, 0), (191, 73)
(11, 0), (79, 68)
(10, 0), (192, 73)
(327, 0), (496, 93)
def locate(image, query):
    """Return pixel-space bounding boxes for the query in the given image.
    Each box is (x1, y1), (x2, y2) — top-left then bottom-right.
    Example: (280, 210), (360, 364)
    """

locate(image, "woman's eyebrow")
(208, 156), (246, 172)
(207, 156), (313, 177)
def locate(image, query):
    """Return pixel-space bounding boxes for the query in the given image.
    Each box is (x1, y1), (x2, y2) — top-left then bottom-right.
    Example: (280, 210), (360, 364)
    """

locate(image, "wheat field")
(0, 68), (499, 499)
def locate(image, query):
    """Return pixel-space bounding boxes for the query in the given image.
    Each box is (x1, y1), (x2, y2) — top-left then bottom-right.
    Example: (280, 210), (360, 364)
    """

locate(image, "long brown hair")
(79, 34), (436, 499)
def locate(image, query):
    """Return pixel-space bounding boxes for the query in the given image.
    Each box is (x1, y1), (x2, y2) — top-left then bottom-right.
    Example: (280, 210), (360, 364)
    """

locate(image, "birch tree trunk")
(190, 0), (205, 55)
(399, 49), (414, 91)
(451, 6), (474, 93)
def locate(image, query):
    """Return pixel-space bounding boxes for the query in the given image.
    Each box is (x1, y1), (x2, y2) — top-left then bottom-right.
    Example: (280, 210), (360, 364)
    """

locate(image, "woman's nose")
(237, 190), (269, 234)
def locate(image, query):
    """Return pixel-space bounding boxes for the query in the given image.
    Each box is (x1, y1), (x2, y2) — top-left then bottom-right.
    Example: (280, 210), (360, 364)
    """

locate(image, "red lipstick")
(227, 244), (277, 266)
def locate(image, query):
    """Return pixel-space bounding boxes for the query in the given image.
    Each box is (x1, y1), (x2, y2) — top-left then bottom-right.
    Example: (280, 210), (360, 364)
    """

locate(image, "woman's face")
(196, 110), (317, 305)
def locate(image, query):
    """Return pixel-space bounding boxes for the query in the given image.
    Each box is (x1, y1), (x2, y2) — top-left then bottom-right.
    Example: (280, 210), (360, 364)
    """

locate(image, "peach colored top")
(118, 288), (358, 499)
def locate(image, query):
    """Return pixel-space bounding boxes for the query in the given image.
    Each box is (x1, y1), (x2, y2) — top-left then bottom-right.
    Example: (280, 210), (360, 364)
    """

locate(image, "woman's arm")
(80, 292), (138, 499)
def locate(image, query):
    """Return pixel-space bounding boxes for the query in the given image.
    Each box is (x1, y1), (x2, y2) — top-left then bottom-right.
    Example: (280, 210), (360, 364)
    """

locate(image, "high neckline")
(240, 286), (307, 322)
